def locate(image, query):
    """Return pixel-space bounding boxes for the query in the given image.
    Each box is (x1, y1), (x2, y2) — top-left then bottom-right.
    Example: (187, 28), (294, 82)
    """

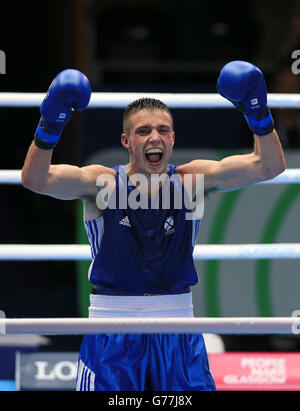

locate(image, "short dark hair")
(123, 97), (173, 134)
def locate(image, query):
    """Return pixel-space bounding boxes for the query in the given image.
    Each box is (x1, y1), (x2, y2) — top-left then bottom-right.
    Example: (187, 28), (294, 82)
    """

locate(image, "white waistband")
(89, 293), (194, 318)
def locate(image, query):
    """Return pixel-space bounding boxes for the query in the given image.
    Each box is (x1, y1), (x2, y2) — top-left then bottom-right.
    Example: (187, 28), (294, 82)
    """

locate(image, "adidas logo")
(119, 216), (131, 228)
(164, 216), (175, 235)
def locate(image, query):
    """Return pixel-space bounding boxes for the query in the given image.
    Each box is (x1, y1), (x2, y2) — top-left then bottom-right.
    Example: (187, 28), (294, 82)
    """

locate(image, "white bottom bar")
(0, 318), (299, 335)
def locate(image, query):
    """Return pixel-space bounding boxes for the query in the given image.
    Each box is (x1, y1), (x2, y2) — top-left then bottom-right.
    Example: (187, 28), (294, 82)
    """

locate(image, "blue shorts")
(77, 333), (216, 391)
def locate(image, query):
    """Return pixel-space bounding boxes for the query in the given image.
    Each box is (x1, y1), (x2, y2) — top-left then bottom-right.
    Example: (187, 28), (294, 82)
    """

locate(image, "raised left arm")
(177, 61), (286, 192)
(177, 128), (285, 193)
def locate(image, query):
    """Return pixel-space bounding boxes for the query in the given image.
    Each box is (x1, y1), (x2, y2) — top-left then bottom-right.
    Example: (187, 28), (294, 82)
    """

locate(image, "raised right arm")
(22, 142), (114, 200)
(22, 69), (115, 203)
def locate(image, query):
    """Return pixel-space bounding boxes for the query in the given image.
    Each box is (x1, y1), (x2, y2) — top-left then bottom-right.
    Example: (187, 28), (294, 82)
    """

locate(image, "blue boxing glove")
(34, 69), (91, 150)
(217, 61), (274, 136)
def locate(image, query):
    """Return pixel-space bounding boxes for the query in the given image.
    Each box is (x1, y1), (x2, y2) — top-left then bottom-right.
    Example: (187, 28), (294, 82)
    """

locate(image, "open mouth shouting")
(144, 148), (165, 169)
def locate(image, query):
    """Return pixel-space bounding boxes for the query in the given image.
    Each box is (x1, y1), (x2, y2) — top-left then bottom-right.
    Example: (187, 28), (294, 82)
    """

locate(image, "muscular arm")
(22, 142), (115, 200)
(177, 129), (286, 192)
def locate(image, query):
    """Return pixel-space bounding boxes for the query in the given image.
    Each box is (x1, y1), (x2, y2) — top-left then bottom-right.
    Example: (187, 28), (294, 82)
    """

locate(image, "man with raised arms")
(22, 62), (285, 391)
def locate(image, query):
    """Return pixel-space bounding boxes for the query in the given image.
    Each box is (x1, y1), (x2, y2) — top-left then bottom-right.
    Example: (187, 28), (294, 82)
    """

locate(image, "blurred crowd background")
(0, 0), (300, 352)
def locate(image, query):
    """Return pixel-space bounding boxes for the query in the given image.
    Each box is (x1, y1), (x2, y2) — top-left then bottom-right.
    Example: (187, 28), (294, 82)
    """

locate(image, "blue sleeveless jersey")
(84, 164), (201, 295)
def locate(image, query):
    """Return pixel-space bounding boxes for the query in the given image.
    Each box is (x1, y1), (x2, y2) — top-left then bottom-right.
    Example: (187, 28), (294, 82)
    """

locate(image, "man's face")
(121, 109), (175, 175)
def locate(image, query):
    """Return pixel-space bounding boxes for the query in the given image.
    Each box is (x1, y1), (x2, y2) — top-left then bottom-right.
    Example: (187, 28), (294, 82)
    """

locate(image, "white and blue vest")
(84, 164), (201, 295)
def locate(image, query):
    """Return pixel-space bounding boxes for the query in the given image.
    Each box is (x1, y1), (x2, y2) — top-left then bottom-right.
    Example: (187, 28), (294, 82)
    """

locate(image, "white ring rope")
(2, 169), (300, 185)
(0, 317), (298, 335)
(0, 243), (300, 261)
(0, 170), (21, 185)
(0, 93), (299, 108)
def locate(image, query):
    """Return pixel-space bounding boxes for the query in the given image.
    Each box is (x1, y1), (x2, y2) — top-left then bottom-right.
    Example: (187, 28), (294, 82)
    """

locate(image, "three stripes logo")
(119, 216), (131, 228)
